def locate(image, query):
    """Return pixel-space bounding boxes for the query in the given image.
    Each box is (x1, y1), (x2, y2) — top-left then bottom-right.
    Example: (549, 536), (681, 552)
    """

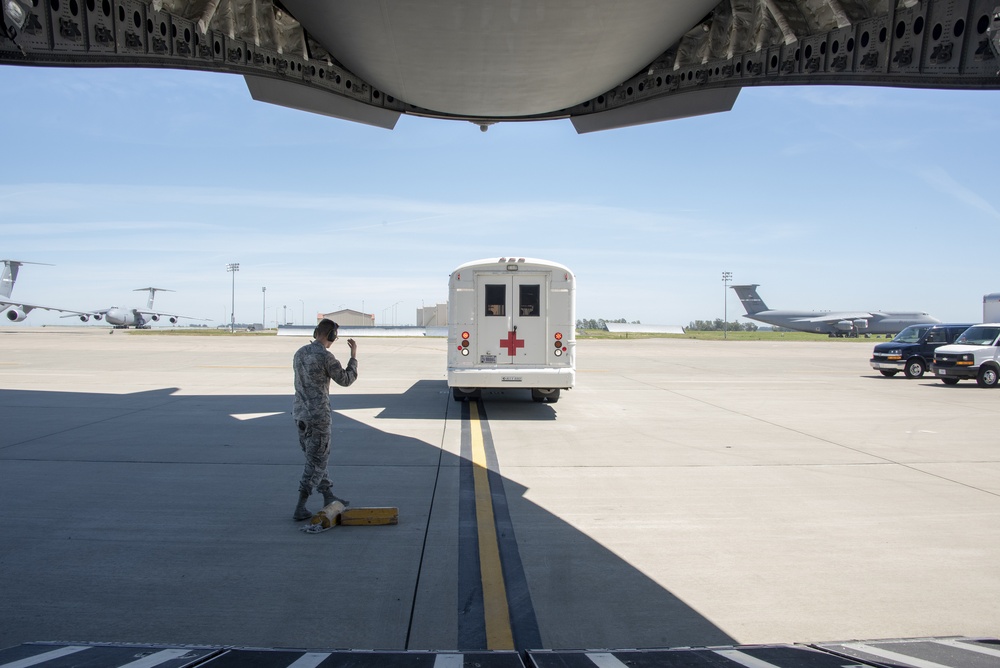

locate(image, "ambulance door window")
(485, 284), (506, 316)
(519, 284), (540, 317)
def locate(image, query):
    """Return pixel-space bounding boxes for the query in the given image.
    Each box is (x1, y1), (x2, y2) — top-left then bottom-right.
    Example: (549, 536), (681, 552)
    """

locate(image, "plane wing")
(790, 312), (874, 324)
(59, 308), (111, 320)
(0, 299), (94, 322)
(136, 310), (210, 322)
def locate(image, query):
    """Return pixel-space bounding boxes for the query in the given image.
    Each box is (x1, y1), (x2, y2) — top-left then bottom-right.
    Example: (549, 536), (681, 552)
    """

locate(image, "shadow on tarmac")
(0, 382), (734, 651)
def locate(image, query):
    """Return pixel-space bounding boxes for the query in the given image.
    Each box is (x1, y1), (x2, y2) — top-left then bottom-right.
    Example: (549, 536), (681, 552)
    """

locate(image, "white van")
(930, 323), (1000, 387)
(448, 257), (575, 402)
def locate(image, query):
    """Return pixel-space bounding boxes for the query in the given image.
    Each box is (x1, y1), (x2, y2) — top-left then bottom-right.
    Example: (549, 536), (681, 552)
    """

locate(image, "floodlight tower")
(227, 263), (239, 333)
(722, 271), (732, 340)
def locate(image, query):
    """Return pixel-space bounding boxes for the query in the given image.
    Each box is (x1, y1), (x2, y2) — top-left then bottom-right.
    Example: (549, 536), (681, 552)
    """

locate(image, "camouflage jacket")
(292, 340), (358, 424)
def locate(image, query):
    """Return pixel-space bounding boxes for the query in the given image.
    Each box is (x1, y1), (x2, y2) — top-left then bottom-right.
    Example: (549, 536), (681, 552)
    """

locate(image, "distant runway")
(1, 328), (998, 654)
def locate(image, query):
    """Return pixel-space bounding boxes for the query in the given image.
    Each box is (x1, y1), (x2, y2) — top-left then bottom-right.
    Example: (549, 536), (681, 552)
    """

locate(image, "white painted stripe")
(0, 646), (91, 668)
(434, 654), (465, 668)
(119, 649), (196, 668)
(286, 652), (331, 668)
(714, 649), (784, 668)
(933, 639), (1000, 660)
(838, 643), (956, 668)
(230, 412), (285, 421)
(587, 653), (630, 668)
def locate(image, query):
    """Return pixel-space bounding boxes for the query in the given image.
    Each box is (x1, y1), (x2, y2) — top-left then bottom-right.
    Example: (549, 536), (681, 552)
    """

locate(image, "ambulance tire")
(531, 389), (560, 403)
(453, 388), (481, 401)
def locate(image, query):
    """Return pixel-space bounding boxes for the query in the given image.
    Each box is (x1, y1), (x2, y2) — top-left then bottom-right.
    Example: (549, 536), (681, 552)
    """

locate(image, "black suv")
(870, 323), (973, 378)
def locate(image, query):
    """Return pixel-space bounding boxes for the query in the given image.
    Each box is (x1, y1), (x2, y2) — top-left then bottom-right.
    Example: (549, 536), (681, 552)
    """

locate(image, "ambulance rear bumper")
(448, 367), (575, 390)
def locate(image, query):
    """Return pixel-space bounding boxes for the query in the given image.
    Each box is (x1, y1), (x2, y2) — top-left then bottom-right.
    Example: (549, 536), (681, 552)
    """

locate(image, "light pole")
(261, 287), (266, 330)
(722, 271), (732, 340)
(227, 263), (239, 333)
(283, 305), (287, 326)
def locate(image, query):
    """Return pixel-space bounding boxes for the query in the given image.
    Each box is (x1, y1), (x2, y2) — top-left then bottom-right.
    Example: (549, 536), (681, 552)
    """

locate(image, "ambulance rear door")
(476, 272), (547, 366)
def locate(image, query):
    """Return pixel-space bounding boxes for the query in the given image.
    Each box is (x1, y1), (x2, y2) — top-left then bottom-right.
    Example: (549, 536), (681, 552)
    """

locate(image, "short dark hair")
(314, 319), (339, 342)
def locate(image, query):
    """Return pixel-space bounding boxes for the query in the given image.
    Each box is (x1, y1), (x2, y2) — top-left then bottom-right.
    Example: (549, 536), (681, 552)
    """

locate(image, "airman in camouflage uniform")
(292, 318), (358, 520)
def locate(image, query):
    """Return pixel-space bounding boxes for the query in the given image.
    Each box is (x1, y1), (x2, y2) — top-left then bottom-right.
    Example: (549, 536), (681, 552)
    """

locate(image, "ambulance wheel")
(531, 389), (560, 403)
(941, 377), (960, 385)
(453, 388), (480, 401)
(878, 370), (897, 377)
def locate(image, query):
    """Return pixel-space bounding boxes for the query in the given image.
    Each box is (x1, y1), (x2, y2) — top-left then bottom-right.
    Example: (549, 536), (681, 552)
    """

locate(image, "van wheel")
(904, 359), (926, 379)
(941, 377), (960, 385)
(977, 365), (999, 388)
(879, 370), (898, 377)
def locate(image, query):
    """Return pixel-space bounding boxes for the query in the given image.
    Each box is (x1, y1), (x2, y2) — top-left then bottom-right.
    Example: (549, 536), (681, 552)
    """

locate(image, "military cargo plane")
(0, 260), (204, 328)
(731, 284), (940, 337)
(67, 288), (207, 329)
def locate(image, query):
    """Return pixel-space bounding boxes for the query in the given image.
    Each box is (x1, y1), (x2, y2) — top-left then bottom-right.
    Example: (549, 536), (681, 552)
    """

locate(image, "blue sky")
(2, 65), (998, 327)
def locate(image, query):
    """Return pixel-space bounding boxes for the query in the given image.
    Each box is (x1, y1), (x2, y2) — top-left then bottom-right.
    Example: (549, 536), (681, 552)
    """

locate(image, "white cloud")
(916, 167), (1000, 220)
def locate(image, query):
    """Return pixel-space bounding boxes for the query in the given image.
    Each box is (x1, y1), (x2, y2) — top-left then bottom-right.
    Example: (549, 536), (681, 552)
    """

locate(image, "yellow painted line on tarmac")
(469, 402), (515, 650)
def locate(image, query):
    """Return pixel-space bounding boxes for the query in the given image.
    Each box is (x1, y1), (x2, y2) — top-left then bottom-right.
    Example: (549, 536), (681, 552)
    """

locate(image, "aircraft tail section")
(134, 287), (174, 310)
(731, 284), (769, 315)
(1, 260), (53, 299)
(1, 261), (20, 299)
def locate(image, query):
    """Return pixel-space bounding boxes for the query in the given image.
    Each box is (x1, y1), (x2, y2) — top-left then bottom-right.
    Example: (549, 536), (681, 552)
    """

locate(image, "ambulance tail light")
(553, 331), (566, 357)
(459, 330), (471, 356)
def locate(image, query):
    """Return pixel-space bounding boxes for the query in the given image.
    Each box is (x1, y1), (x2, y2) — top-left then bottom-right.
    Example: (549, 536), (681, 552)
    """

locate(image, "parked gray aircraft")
(731, 284), (940, 337)
(0, 261), (204, 327)
(68, 288), (206, 329)
(1, 1), (998, 132)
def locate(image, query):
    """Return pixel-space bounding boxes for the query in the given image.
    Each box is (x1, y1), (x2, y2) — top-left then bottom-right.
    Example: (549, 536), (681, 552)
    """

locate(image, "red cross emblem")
(500, 330), (524, 357)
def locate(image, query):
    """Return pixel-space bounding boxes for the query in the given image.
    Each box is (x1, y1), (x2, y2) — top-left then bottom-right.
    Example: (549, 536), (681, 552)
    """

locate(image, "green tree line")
(575, 318), (639, 330)
(686, 319), (758, 331)
(576, 318), (759, 332)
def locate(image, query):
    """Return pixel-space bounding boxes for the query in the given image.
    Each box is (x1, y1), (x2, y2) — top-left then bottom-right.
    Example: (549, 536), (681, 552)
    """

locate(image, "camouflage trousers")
(297, 420), (333, 495)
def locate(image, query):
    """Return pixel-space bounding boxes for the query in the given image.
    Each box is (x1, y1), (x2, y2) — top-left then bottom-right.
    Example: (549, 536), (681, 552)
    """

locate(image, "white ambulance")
(448, 257), (576, 402)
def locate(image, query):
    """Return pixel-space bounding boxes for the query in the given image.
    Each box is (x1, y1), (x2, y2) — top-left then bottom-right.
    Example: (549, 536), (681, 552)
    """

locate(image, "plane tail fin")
(1, 260), (53, 299)
(134, 287), (174, 310)
(0, 261), (20, 299)
(731, 284), (768, 315)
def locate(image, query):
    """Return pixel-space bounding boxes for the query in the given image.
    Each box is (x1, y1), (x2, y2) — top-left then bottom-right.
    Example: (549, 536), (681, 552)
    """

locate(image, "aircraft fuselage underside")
(1, 0), (998, 132)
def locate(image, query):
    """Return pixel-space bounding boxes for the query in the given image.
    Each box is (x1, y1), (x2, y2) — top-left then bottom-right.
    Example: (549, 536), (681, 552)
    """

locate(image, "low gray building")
(318, 309), (375, 327)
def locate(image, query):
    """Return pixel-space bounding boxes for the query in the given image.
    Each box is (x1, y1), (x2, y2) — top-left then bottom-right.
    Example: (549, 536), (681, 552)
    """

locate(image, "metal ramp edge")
(3, 637), (999, 668)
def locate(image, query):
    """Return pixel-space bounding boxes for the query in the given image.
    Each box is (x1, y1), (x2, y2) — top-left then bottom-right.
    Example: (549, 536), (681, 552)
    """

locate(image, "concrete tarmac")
(1, 328), (998, 652)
